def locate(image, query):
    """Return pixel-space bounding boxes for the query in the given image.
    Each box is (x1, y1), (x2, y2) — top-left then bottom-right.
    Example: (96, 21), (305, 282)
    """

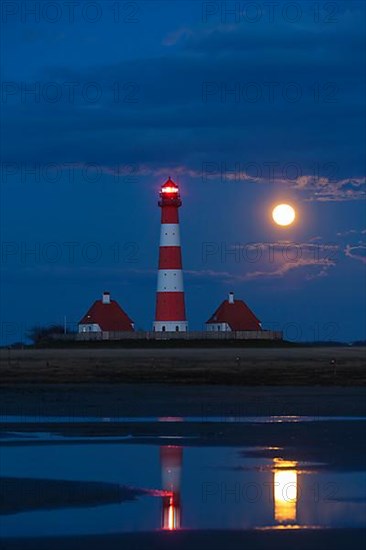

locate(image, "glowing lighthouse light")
(161, 186), (179, 194)
(153, 178), (188, 332)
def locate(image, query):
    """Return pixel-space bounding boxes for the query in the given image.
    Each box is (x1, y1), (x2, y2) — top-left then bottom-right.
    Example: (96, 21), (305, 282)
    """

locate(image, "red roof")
(206, 298), (261, 331)
(79, 299), (134, 331)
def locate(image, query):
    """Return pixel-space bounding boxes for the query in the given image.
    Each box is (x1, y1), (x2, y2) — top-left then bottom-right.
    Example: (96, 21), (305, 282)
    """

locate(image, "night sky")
(1, 0), (365, 343)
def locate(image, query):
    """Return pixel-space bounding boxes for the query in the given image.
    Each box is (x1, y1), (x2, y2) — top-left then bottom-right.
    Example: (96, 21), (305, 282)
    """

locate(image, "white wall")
(153, 321), (188, 332)
(78, 323), (101, 333)
(206, 323), (231, 332)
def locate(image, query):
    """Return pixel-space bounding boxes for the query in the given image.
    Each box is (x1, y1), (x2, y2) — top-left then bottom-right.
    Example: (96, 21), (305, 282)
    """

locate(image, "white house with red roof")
(206, 292), (262, 332)
(78, 292), (134, 333)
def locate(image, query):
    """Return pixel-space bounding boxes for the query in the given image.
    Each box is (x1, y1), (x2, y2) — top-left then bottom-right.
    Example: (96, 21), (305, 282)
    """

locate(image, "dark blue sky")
(1, 0), (365, 343)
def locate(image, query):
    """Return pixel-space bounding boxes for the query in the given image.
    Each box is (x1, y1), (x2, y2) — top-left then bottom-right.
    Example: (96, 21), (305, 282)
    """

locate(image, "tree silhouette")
(27, 325), (65, 345)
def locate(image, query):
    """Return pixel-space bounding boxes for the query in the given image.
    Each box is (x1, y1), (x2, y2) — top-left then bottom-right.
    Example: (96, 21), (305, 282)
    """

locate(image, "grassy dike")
(0, 346), (365, 385)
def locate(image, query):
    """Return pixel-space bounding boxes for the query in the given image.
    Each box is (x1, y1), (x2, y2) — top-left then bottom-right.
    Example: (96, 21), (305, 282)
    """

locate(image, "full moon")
(272, 204), (296, 226)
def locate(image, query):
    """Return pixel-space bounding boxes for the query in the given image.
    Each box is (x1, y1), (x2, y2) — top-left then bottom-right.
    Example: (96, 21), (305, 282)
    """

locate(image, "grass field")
(1, 346), (365, 385)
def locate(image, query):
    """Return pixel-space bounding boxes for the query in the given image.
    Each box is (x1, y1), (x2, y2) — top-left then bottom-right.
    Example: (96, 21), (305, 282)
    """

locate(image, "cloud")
(163, 27), (193, 46)
(2, 2), (364, 202)
(177, 2), (365, 57)
(245, 257), (336, 280)
(186, 268), (241, 285)
(242, 242), (338, 280)
(200, 169), (366, 202)
(295, 177), (366, 202)
(344, 244), (366, 264)
(189, 241), (339, 283)
(337, 229), (359, 236)
(12, 161), (361, 203)
(308, 236), (323, 242)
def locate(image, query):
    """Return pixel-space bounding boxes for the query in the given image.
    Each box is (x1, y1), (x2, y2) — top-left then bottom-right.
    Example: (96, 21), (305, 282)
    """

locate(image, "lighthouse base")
(153, 321), (188, 332)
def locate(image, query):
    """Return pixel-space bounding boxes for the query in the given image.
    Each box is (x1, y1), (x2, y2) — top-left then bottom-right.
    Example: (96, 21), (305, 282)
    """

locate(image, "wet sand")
(1, 386), (365, 474)
(1, 376), (365, 549)
(1, 384), (365, 417)
(1, 347), (365, 385)
(2, 418), (365, 472)
(2, 529), (366, 550)
(0, 478), (146, 515)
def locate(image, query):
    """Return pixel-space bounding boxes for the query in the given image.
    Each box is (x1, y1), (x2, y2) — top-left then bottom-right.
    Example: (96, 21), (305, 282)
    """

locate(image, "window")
(175, 326), (179, 332)
(162, 326), (166, 332)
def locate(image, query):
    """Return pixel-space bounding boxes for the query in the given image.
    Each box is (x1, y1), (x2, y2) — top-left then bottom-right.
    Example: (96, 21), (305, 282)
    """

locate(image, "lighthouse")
(153, 178), (188, 332)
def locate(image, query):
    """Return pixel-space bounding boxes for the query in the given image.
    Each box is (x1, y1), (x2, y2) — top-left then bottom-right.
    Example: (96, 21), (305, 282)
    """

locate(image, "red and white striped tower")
(153, 177), (188, 332)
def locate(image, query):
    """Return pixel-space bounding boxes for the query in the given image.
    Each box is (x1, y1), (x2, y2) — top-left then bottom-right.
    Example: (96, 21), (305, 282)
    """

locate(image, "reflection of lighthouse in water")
(157, 447), (298, 530)
(160, 446), (183, 530)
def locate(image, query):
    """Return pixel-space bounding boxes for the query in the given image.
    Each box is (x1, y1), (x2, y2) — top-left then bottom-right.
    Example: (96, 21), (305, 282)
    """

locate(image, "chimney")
(102, 292), (111, 304)
(228, 291), (234, 304)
